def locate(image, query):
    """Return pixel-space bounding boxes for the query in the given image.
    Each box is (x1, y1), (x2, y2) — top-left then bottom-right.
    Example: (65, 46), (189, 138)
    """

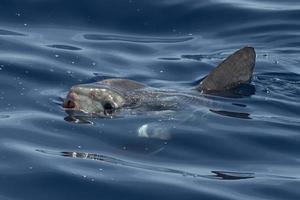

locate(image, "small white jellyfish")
(138, 123), (171, 140)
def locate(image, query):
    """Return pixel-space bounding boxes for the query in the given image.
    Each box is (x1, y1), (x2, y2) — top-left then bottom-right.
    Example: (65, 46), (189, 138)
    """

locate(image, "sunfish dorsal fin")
(198, 47), (256, 93)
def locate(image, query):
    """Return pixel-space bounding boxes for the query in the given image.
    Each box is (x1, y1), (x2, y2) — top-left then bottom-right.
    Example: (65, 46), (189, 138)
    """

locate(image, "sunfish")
(63, 47), (256, 117)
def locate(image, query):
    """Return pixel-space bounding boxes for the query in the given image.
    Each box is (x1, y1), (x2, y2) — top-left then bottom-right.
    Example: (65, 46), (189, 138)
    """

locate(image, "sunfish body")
(63, 47), (256, 117)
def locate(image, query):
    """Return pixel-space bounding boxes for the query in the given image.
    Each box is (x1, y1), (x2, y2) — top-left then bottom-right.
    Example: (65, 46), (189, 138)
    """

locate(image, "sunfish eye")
(103, 102), (115, 115)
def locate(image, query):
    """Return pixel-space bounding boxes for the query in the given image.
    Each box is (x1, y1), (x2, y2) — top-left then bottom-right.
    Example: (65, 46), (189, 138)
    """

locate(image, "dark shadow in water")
(46, 44), (82, 51)
(232, 103), (247, 107)
(83, 34), (193, 43)
(211, 171), (255, 180)
(0, 114), (10, 119)
(36, 149), (255, 181)
(210, 109), (251, 119)
(0, 29), (26, 36)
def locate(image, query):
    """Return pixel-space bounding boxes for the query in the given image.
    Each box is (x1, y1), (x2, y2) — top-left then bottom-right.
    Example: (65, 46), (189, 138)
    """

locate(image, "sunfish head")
(63, 83), (126, 117)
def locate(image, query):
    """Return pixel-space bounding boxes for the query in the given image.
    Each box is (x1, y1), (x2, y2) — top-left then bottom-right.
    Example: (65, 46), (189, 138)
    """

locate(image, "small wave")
(256, 72), (300, 98)
(181, 53), (223, 61)
(83, 34), (193, 43)
(0, 29), (26, 36)
(158, 57), (181, 61)
(214, 0), (300, 11)
(257, 72), (300, 82)
(216, 23), (300, 39)
(37, 149), (255, 181)
(159, 0), (300, 11)
(0, 114), (10, 119)
(46, 44), (82, 51)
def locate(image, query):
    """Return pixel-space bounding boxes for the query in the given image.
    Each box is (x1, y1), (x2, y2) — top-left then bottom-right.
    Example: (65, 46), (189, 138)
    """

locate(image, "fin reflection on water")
(211, 171), (255, 180)
(36, 149), (255, 181)
(210, 109), (251, 119)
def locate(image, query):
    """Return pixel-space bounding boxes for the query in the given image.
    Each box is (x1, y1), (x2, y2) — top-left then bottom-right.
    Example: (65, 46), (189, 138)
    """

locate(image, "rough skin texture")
(99, 79), (145, 93)
(199, 47), (256, 92)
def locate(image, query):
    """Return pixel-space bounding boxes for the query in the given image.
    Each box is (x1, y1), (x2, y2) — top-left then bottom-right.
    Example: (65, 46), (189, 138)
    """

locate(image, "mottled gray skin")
(199, 47), (256, 92)
(63, 79), (145, 116)
(63, 47), (256, 117)
(64, 79), (185, 117)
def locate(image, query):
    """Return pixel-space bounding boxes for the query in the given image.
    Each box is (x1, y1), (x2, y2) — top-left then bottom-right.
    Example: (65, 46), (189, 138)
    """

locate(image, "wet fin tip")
(198, 46), (256, 93)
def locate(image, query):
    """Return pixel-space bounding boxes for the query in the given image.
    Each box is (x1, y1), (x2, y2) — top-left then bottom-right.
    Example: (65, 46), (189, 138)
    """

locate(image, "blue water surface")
(0, 0), (300, 199)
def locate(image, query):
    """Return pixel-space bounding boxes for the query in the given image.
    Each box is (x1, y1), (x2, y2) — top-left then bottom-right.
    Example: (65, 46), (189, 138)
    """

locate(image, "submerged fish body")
(63, 47), (256, 117)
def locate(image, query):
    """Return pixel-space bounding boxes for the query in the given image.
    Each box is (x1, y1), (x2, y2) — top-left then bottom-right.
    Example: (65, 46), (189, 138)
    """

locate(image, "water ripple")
(35, 149), (255, 180)
(83, 34), (194, 43)
(0, 29), (26, 36)
(46, 44), (82, 51)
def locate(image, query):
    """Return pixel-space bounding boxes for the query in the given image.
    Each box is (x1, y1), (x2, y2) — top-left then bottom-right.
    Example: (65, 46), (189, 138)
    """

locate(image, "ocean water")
(0, 0), (300, 199)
